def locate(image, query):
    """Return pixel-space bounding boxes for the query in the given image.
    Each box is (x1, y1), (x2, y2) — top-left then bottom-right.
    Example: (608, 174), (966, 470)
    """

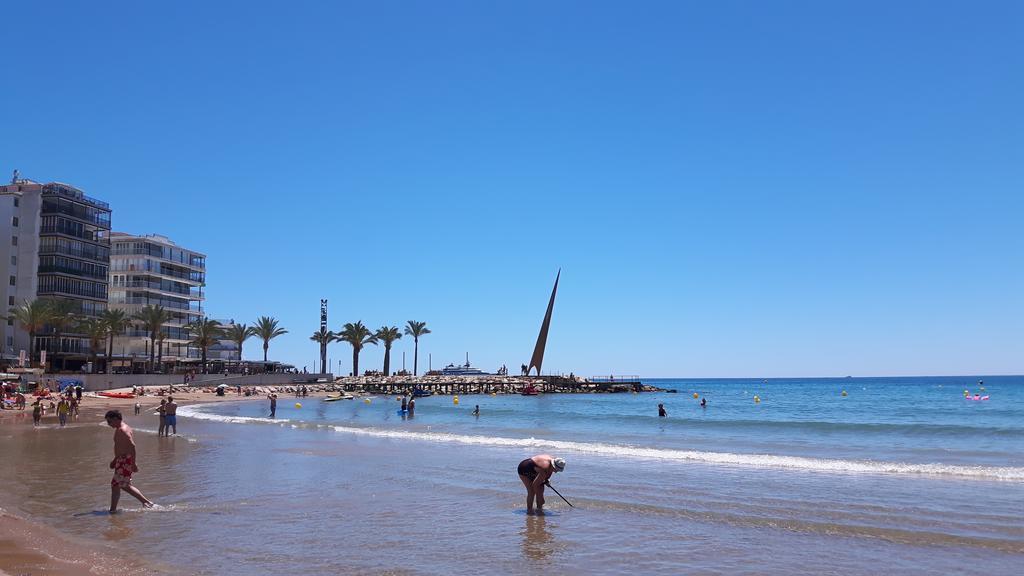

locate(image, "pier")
(335, 374), (649, 395)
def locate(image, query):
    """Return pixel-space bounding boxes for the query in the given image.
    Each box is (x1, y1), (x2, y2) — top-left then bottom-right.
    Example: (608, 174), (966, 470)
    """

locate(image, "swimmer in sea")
(658, 403), (667, 417)
(517, 454), (565, 515)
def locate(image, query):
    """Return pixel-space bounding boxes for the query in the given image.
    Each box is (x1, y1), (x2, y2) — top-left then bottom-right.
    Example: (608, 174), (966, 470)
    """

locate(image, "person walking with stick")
(517, 454), (567, 514)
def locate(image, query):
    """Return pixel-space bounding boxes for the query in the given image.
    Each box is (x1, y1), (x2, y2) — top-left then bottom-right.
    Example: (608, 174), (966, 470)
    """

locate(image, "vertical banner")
(40, 349), (47, 367)
(19, 349), (26, 367)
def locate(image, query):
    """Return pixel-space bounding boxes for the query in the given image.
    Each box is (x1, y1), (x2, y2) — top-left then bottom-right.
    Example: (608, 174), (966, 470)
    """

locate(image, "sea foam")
(177, 404), (1024, 482)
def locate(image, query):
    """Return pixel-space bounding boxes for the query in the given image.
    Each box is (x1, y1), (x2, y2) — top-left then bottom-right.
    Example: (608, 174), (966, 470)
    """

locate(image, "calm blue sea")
(183, 375), (1024, 478)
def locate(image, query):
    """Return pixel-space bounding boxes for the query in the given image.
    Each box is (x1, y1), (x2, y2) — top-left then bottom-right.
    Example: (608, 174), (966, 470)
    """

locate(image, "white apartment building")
(108, 233), (205, 368)
(1, 172), (111, 369)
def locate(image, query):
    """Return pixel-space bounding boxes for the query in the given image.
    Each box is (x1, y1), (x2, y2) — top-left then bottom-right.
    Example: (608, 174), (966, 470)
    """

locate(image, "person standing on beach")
(105, 409), (154, 513)
(157, 399), (167, 437)
(268, 393), (277, 418)
(517, 455), (566, 514)
(165, 397), (178, 435)
(32, 400), (42, 426)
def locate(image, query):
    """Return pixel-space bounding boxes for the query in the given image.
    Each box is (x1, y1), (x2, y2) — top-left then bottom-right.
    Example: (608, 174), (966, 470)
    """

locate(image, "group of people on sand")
(22, 388), (82, 427)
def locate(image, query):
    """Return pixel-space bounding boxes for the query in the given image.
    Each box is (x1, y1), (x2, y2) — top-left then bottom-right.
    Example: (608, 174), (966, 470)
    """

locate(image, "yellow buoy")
(754, 395), (760, 403)
(453, 396), (459, 405)
(841, 390), (848, 397)
(364, 398), (371, 404)
(490, 392), (496, 397)
(693, 392), (699, 399)
(295, 403), (302, 408)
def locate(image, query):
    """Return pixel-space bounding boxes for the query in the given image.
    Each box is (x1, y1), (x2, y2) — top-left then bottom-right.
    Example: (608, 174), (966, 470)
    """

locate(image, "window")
(5, 336), (12, 346)
(7, 296), (13, 306)
(6, 319), (11, 327)
(13, 197), (19, 207)
(8, 276), (14, 286)
(11, 216), (17, 227)
(9, 255), (15, 266)
(11, 236), (17, 246)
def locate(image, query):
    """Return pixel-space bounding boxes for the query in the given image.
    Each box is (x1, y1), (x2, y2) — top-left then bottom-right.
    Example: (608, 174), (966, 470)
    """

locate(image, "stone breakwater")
(333, 374), (659, 395)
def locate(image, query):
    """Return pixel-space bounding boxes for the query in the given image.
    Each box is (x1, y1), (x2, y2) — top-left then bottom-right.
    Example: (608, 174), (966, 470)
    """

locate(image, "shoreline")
(0, 389), (275, 576)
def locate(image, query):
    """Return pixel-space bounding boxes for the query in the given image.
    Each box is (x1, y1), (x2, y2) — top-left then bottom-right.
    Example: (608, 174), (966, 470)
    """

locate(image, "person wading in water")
(517, 454), (565, 515)
(105, 410), (155, 513)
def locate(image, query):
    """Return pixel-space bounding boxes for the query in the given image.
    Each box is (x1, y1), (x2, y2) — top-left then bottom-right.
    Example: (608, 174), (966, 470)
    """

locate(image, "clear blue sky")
(3, 1), (1021, 377)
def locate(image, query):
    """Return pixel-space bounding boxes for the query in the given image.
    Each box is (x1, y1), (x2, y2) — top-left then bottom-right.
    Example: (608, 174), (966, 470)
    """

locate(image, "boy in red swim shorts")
(105, 410), (155, 513)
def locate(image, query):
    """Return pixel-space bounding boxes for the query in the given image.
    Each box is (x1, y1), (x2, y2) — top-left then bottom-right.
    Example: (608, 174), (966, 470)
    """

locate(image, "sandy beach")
(0, 388), (272, 576)
(2, 377), (1022, 576)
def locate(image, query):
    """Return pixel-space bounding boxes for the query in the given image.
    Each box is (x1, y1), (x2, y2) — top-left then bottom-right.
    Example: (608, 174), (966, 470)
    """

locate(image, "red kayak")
(98, 392), (136, 399)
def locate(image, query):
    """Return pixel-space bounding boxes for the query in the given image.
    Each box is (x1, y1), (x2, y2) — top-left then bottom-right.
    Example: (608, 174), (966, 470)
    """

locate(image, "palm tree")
(77, 317), (108, 372)
(225, 323), (255, 363)
(8, 299), (53, 364)
(337, 321), (377, 377)
(133, 305), (172, 372)
(374, 326), (402, 376)
(310, 327), (336, 374)
(100, 309), (132, 373)
(404, 320), (431, 376)
(188, 318), (223, 374)
(44, 298), (79, 372)
(156, 330), (167, 371)
(252, 316), (287, 362)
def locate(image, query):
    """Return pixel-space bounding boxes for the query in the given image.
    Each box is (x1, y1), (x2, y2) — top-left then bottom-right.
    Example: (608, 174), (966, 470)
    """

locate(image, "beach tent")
(58, 378), (83, 392)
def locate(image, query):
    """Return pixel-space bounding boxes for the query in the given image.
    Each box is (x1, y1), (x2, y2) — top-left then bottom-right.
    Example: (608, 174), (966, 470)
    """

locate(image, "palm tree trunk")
(202, 347), (208, 374)
(352, 348), (359, 377)
(319, 343), (326, 374)
(149, 334), (156, 372)
(157, 339), (163, 370)
(383, 345), (391, 376)
(413, 338), (419, 376)
(54, 331), (62, 372)
(30, 331), (37, 365)
(263, 341), (269, 362)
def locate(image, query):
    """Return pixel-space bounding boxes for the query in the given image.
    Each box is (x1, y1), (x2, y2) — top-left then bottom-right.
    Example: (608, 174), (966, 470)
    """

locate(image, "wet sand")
(0, 389), (269, 576)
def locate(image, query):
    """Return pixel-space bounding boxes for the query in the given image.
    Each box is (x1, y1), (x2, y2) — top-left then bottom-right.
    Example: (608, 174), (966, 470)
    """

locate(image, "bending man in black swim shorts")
(517, 454), (565, 515)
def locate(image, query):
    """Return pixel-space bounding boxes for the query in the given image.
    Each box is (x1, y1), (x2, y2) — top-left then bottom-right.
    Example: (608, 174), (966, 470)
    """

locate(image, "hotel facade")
(108, 233), (206, 368)
(0, 174), (111, 368)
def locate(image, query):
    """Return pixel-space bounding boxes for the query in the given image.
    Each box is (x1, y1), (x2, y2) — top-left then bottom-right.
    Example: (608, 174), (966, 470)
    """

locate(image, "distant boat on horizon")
(441, 353), (490, 376)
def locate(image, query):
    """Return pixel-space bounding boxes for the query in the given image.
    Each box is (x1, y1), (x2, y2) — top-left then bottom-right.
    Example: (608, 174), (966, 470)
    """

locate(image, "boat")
(98, 391), (136, 399)
(441, 353), (491, 376)
(520, 384), (539, 396)
(323, 392), (354, 401)
(412, 388), (432, 398)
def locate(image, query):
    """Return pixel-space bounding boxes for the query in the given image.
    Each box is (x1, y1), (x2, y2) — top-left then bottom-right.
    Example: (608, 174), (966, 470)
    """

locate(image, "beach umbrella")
(216, 384), (229, 388)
